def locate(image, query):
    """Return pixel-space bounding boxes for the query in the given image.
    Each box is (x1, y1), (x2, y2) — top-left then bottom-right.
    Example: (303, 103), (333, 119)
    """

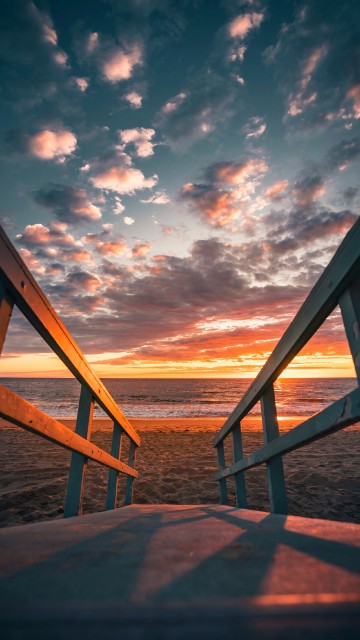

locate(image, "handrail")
(0, 224), (140, 517)
(214, 217), (360, 447)
(0, 226), (139, 447)
(214, 217), (360, 513)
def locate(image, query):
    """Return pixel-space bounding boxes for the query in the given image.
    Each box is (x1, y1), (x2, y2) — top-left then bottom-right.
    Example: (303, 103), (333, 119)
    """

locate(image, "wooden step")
(1, 504), (360, 638)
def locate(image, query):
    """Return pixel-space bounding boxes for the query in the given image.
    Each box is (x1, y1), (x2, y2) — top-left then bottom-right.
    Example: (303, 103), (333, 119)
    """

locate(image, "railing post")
(217, 441), (228, 505)
(105, 421), (123, 510)
(64, 385), (94, 517)
(232, 423), (247, 508)
(339, 277), (360, 382)
(0, 282), (14, 356)
(124, 441), (137, 505)
(261, 384), (287, 514)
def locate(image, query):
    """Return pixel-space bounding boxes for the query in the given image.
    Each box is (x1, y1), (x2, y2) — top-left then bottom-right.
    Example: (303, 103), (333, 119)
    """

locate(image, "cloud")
(79, 30), (143, 84)
(0, 1), (81, 112)
(264, 180), (289, 200)
(16, 222), (76, 247)
(74, 77), (89, 92)
(140, 190), (170, 204)
(89, 149), (158, 194)
(323, 138), (360, 173)
(97, 241), (128, 256)
(132, 242), (151, 258)
(243, 116), (266, 139)
(346, 84), (360, 119)
(101, 43), (143, 83)
(119, 128), (156, 157)
(124, 216), (135, 225)
(204, 158), (268, 185)
(26, 128), (77, 161)
(65, 271), (101, 293)
(180, 183), (239, 227)
(113, 197), (125, 215)
(265, 0), (360, 131)
(180, 157), (268, 227)
(82, 225), (129, 256)
(157, 71), (238, 149)
(33, 185), (102, 223)
(228, 12), (264, 39)
(124, 91), (143, 109)
(292, 174), (325, 206)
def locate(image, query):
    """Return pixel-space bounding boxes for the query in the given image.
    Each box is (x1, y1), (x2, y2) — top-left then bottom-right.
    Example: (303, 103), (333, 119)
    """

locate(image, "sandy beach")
(0, 416), (359, 528)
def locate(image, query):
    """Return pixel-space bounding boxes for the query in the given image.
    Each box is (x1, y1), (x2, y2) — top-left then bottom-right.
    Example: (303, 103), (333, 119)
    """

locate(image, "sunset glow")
(1, 1), (359, 379)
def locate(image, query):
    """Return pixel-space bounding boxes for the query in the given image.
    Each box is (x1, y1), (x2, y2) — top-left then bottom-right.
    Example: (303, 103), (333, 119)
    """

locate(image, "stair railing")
(214, 218), (360, 513)
(0, 225), (140, 517)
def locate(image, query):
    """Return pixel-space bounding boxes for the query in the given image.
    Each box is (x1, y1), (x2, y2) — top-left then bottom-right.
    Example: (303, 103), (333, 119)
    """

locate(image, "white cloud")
(119, 127), (156, 158)
(113, 197), (125, 215)
(102, 43), (143, 83)
(140, 190), (170, 204)
(90, 150), (158, 194)
(243, 116), (267, 139)
(124, 216), (135, 225)
(75, 77), (89, 92)
(124, 91), (143, 109)
(27, 128), (77, 162)
(228, 12), (264, 39)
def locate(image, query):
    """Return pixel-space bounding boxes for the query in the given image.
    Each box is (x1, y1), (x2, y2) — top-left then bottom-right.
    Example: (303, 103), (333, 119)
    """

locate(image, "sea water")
(0, 377), (357, 419)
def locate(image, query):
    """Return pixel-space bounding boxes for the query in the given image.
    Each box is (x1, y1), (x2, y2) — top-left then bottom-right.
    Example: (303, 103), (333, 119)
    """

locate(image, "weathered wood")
(0, 384), (138, 478)
(214, 218), (360, 446)
(216, 386), (360, 481)
(231, 424), (247, 508)
(261, 386), (287, 514)
(125, 441), (137, 505)
(0, 282), (14, 355)
(0, 226), (140, 447)
(216, 441), (228, 505)
(339, 278), (360, 382)
(106, 421), (123, 510)
(64, 386), (94, 518)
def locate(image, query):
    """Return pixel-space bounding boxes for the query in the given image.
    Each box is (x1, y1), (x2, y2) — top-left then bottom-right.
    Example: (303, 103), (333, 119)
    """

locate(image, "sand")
(0, 416), (359, 528)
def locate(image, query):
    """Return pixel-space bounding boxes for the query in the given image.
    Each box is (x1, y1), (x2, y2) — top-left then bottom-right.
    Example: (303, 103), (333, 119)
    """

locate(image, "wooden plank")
(216, 441), (228, 505)
(64, 386), (94, 518)
(231, 424), (247, 508)
(216, 386), (360, 481)
(0, 282), (14, 355)
(105, 421), (123, 510)
(124, 441), (137, 505)
(261, 386), (287, 514)
(214, 218), (360, 446)
(0, 384), (138, 478)
(339, 278), (360, 382)
(0, 226), (140, 447)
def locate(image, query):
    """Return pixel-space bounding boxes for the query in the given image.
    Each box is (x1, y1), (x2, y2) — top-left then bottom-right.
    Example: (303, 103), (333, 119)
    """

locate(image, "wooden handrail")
(214, 218), (360, 514)
(214, 217), (360, 447)
(0, 384), (138, 478)
(0, 224), (140, 517)
(0, 226), (140, 447)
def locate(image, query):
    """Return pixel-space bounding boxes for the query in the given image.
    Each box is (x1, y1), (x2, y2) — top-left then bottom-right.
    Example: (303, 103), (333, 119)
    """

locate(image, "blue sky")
(1, 0), (360, 377)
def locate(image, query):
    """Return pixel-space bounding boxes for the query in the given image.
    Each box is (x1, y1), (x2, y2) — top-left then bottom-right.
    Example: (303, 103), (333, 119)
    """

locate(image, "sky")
(0, 0), (359, 378)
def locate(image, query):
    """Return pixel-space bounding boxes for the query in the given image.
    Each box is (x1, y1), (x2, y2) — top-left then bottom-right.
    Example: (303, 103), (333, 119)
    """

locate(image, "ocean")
(0, 377), (357, 419)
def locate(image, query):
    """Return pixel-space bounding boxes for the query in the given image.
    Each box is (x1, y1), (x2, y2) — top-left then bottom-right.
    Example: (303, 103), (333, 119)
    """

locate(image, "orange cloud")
(27, 129), (77, 161)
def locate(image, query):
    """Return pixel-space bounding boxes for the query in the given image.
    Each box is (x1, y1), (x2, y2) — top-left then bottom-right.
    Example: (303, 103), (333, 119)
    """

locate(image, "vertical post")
(0, 282), (14, 356)
(339, 278), (360, 382)
(105, 421), (123, 510)
(232, 423), (247, 508)
(261, 384), (287, 514)
(124, 440), (137, 505)
(64, 385), (94, 517)
(217, 440), (228, 505)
